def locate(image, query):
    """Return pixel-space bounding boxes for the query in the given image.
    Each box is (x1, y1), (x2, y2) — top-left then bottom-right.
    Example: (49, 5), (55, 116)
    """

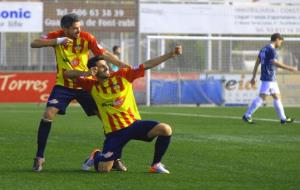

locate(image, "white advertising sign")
(140, 4), (300, 34)
(226, 0), (300, 4)
(0, 2), (43, 32)
(200, 74), (260, 105)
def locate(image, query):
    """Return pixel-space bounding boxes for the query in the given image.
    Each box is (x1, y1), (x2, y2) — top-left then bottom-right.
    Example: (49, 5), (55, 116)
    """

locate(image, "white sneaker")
(82, 149), (101, 171)
(149, 163), (170, 174)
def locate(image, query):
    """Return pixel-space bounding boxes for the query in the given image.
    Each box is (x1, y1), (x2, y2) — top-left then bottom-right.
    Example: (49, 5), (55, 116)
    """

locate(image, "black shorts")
(46, 85), (98, 116)
(94, 120), (159, 166)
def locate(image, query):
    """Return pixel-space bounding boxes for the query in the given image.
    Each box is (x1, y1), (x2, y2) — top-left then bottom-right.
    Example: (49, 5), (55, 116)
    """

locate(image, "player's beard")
(73, 32), (80, 39)
(97, 71), (110, 80)
(65, 31), (80, 39)
(70, 32), (80, 39)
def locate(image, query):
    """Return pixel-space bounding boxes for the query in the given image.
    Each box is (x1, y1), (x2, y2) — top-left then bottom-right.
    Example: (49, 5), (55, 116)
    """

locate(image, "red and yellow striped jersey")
(43, 30), (106, 89)
(76, 64), (145, 134)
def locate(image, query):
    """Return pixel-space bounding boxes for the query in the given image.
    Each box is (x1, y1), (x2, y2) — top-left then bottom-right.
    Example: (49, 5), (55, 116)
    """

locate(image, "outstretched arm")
(101, 51), (129, 68)
(272, 60), (298, 72)
(64, 67), (98, 80)
(143, 45), (182, 70)
(31, 37), (73, 48)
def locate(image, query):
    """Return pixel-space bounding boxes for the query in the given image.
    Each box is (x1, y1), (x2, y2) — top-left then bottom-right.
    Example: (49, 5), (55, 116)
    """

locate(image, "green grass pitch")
(0, 104), (299, 190)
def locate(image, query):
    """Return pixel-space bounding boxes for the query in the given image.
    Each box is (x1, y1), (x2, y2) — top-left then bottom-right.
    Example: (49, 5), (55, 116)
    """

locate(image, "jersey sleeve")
(76, 77), (96, 92)
(269, 48), (277, 62)
(88, 34), (106, 56)
(40, 30), (63, 40)
(117, 64), (145, 83)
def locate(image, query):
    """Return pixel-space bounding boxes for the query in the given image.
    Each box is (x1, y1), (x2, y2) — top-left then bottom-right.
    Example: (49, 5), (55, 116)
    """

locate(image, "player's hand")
(171, 45), (182, 57)
(56, 37), (73, 46)
(250, 78), (256, 86)
(289, 66), (298, 72)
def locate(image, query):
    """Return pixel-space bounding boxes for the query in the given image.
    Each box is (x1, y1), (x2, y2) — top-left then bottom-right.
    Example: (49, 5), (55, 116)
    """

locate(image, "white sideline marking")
(140, 111), (300, 124)
(1, 109), (299, 124)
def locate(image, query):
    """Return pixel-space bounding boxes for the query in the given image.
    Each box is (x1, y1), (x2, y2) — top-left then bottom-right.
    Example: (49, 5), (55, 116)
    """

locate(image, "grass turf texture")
(0, 104), (299, 190)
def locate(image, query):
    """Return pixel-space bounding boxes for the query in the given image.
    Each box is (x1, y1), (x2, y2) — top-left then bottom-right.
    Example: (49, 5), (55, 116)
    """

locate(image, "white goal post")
(145, 35), (300, 106)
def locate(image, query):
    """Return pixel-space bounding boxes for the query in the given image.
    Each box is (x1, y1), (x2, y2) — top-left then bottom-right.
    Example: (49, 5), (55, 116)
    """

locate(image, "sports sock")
(245, 96), (263, 118)
(152, 136), (171, 166)
(36, 119), (52, 158)
(273, 99), (287, 120)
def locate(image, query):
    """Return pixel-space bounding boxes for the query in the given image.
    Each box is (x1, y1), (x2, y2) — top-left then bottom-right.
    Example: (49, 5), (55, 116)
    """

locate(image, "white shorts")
(259, 81), (280, 95)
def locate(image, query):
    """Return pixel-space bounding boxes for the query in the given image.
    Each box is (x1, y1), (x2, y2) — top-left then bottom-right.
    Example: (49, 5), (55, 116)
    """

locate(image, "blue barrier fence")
(150, 80), (224, 105)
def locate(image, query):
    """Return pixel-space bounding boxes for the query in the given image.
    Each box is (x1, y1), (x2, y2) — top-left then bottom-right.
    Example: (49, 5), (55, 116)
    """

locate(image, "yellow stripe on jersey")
(44, 30), (106, 89)
(76, 64), (145, 134)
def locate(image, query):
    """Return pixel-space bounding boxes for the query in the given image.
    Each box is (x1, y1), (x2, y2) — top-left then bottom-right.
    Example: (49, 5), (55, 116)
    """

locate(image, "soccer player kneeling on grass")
(64, 45), (182, 174)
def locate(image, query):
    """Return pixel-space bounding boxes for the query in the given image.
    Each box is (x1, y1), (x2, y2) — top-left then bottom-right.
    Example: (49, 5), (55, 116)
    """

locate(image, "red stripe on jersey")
(116, 77), (125, 91)
(113, 114), (125, 129)
(108, 78), (117, 94)
(120, 112), (131, 125)
(73, 81), (78, 89)
(95, 84), (100, 93)
(127, 108), (136, 121)
(80, 39), (85, 53)
(107, 113), (117, 132)
(62, 69), (70, 87)
(64, 78), (70, 88)
(72, 43), (76, 54)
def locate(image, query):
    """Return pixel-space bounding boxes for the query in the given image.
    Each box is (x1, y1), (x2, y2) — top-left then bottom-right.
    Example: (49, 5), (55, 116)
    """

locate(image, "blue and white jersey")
(258, 44), (278, 81)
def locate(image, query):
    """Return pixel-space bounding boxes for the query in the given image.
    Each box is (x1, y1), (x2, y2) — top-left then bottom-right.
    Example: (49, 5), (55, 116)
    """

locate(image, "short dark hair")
(112, 45), (120, 53)
(271, 33), (283, 42)
(87, 56), (105, 69)
(60, 13), (80, 28)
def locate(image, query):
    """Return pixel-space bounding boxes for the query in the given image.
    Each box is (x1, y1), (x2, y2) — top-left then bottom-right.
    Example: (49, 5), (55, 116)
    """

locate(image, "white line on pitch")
(140, 111), (300, 124)
(1, 109), (299, 124)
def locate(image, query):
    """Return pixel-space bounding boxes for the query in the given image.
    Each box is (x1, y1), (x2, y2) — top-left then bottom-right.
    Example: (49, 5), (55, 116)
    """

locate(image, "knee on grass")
(97, 161), (114, 173)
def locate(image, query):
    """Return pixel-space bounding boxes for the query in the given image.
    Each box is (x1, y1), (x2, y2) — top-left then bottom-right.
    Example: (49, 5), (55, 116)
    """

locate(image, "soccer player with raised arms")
(243, 33), (298, 124)
(64, 45), (182, 174)
(30, 13), (128, 171)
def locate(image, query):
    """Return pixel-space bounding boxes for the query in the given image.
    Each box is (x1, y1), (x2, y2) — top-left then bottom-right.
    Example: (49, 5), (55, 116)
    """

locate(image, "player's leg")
(36, 107), (59, 157)
(243, 81), (268, 124)
(82, 149), (127, 172)
(271, 83), (294, 124)
(33, 106), (59, 172)
(129, 120), (172, 173)
(33, 85), (74, 172)
(147, 123), (172, 173)
(272, 93), (286, 120)
(90, 129), (129, 173)
(75, 89), (99, 117)
(76, 90), (127, 171)
(110, 148), (127, 171)
(83, 148), (115, 172)
(244, 94), (266, 117)
(98, 161), (114, 173)
(82, 148), (101, 171)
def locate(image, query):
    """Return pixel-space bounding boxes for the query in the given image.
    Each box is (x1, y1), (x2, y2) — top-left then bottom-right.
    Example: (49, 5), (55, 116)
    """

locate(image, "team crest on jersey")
(70, 58), (80, 67)
(113, 96), (125, 109)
